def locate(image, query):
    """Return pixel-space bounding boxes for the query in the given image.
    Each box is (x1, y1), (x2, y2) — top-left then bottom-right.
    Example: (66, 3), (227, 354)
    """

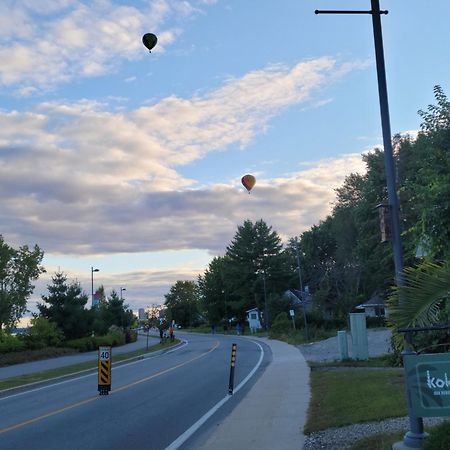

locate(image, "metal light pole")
(295, 245), (309, 340)
(315, 2), (425, 448)
(91, 267), (99, 307)
(262, 271), (268, 331)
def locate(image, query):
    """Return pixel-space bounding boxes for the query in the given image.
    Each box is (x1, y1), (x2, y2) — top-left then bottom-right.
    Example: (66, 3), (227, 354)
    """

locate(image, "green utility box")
(350, 313), (369, 360)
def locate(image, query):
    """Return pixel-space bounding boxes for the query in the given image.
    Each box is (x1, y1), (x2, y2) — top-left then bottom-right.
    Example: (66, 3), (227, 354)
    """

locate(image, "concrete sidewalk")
(198, 337), (310, 450)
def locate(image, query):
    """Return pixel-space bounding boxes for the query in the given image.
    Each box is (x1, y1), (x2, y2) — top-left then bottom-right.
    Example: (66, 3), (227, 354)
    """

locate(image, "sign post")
(98, 346), (112, 395)
(289, 309), (296, 330)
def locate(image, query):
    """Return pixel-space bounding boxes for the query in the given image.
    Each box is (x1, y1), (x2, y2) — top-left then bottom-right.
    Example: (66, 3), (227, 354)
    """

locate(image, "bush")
(423, 420), (450, 450)
(125, 329), (137, 344)
(65, 329), (126, 352)
(22, 317), (64, 350)
(270, 312), (292, 336)
(0, 347), (76, 367)
(366, 316), (387, 328)
(0, 332), (26, 353)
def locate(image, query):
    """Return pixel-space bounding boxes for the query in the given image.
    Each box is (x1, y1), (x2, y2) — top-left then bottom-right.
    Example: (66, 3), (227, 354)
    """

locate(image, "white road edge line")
(165, 340), (265, 450)
(0, 340), (189, 401)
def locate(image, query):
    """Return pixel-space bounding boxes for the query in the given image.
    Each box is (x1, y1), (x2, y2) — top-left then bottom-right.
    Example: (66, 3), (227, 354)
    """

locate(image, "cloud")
(0, 0), (212, 93)
(0, 57), (368, 258)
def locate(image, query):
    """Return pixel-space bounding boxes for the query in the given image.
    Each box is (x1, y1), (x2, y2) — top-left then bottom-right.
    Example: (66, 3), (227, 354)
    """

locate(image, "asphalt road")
(0, 333), (270, 450)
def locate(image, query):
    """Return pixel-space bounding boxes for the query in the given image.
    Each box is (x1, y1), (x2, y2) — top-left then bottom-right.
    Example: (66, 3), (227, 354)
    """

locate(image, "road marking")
(0, 341), (219, 435)
(165, 340), (265, 450)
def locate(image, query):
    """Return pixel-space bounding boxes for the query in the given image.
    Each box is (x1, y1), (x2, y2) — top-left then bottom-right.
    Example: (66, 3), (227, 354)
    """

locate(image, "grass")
(0, 339), (179, 392)
(305, 366), (407, 433)
(308, 354), (394, 369)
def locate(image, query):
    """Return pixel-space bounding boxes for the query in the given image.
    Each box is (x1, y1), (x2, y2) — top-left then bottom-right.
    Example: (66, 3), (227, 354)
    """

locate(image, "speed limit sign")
(99, 347), (111, 361)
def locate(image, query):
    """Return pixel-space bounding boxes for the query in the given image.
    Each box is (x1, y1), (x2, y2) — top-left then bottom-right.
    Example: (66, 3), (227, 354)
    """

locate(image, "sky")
(1, 0), (449, 315)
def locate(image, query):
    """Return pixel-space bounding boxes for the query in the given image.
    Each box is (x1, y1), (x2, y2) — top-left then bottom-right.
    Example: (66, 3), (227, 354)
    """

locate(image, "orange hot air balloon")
(241, 174), (256, 193)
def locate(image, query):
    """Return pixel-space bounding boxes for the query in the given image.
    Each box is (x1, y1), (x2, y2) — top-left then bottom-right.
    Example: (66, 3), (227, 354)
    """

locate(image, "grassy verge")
(0, 339), (179, 392)
(305, 365), (407, 433)
(308, 354), (394, 369)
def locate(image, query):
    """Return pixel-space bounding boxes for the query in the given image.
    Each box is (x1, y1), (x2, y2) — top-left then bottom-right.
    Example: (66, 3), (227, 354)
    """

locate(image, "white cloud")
(0, 0), (213, 93)
(0, 57), (368, 258)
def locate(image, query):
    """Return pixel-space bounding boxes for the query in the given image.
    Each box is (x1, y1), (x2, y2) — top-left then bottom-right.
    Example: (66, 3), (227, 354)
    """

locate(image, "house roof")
(356, 294), (385, 309)
(246, 308), (259, 313)
(284, 289), (309, 304)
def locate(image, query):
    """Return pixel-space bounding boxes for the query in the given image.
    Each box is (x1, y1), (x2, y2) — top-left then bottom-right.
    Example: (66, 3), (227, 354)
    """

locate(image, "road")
(0, 333), (269, 450)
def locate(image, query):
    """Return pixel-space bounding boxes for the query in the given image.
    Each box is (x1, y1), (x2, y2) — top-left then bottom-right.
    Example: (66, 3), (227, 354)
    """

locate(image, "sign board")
(404, 353), (450, 417)
(289, 309), (295, 317)
(98, 346), (112, 395)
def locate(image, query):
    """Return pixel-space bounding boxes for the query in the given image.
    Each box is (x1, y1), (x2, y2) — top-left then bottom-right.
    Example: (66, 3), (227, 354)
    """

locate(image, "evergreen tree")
(198, 256), (228, 327)
(224, 219), (291, 327)
(38, 271), (90, 340)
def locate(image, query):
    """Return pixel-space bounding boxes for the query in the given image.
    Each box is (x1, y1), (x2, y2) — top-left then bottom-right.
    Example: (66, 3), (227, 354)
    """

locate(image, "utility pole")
(295, 245), (308, 340)
(315, 3), (424, 448)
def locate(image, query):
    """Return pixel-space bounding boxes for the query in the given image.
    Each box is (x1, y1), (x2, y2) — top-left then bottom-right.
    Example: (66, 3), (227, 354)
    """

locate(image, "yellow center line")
(0, 341), (220, 435)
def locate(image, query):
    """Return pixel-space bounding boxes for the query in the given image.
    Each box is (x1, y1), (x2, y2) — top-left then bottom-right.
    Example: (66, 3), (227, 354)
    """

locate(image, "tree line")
(1, 86), (449, 341)
(164, 86), (450, 332)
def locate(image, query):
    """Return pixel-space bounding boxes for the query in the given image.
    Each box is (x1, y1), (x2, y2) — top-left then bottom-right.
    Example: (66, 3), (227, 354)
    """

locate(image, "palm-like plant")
(387, 261), (450, 350)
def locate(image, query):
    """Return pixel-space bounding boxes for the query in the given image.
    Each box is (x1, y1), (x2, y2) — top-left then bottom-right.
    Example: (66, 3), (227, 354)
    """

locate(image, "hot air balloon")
(241, 174), (256, 193)
(142, 33), (158, 52)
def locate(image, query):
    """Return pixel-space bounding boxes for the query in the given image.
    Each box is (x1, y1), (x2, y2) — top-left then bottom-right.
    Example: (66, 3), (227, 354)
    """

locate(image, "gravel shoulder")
(298, 328), (392, 362)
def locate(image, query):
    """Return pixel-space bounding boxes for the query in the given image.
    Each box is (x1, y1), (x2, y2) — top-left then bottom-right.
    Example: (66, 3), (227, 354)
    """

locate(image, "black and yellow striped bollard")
(228, 343), (237, 395)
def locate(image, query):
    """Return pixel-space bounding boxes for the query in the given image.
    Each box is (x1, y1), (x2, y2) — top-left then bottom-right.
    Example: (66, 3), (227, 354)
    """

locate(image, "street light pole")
(262, 271), (268, 331)
(315, 3), (424, 448)
(295, 245), (308, 340)
(91, 267), (99, 307)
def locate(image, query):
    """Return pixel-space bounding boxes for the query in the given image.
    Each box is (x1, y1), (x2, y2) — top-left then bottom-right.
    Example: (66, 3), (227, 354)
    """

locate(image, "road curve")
(0, 332), (269, 450)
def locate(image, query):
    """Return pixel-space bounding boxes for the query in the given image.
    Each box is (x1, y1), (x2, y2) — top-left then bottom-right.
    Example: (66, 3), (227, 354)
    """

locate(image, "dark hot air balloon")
(241, 174), (256, 193)
(142, 33), (158, 52)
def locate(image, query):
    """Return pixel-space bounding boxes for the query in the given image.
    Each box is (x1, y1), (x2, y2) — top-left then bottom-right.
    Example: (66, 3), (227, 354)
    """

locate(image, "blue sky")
(1, 0), (449, 314)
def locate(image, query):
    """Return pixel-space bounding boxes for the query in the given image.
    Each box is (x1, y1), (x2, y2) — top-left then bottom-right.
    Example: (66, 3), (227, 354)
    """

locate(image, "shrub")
(0, 332), (26, 353)
(65, 329), (126, 352)
(366, 316), (387, 328)
(65, 336), (95, 352)
(125, 329), (137, 343)
(422, 420), (450, 450)
(270, 312), (292, 336)
(22, 317), (64, 350)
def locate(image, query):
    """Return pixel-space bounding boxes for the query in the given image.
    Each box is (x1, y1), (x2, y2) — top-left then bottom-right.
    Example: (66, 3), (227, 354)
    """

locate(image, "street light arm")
(315, 9), (388, 15)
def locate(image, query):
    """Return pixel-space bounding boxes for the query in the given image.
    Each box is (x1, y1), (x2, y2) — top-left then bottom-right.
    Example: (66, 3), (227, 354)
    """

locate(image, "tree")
(224, 219), (291, 327)
(164, 281), (199, 327)
(398, 86), (450, 261)
(0, 235), (45, 331)
(198, 256), (228, 326)
(37, 271), (91, 340)
(101, 290), (134, 331)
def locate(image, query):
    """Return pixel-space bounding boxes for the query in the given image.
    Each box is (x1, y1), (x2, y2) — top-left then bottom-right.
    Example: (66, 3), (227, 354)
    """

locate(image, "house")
(356, 294), (385, 317)
(283, 289), (312, 310)
(246, 308), (262, 333)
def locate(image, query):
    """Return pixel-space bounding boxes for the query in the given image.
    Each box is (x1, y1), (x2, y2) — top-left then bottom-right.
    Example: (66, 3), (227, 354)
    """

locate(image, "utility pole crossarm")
(315, 10), (388, 15)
